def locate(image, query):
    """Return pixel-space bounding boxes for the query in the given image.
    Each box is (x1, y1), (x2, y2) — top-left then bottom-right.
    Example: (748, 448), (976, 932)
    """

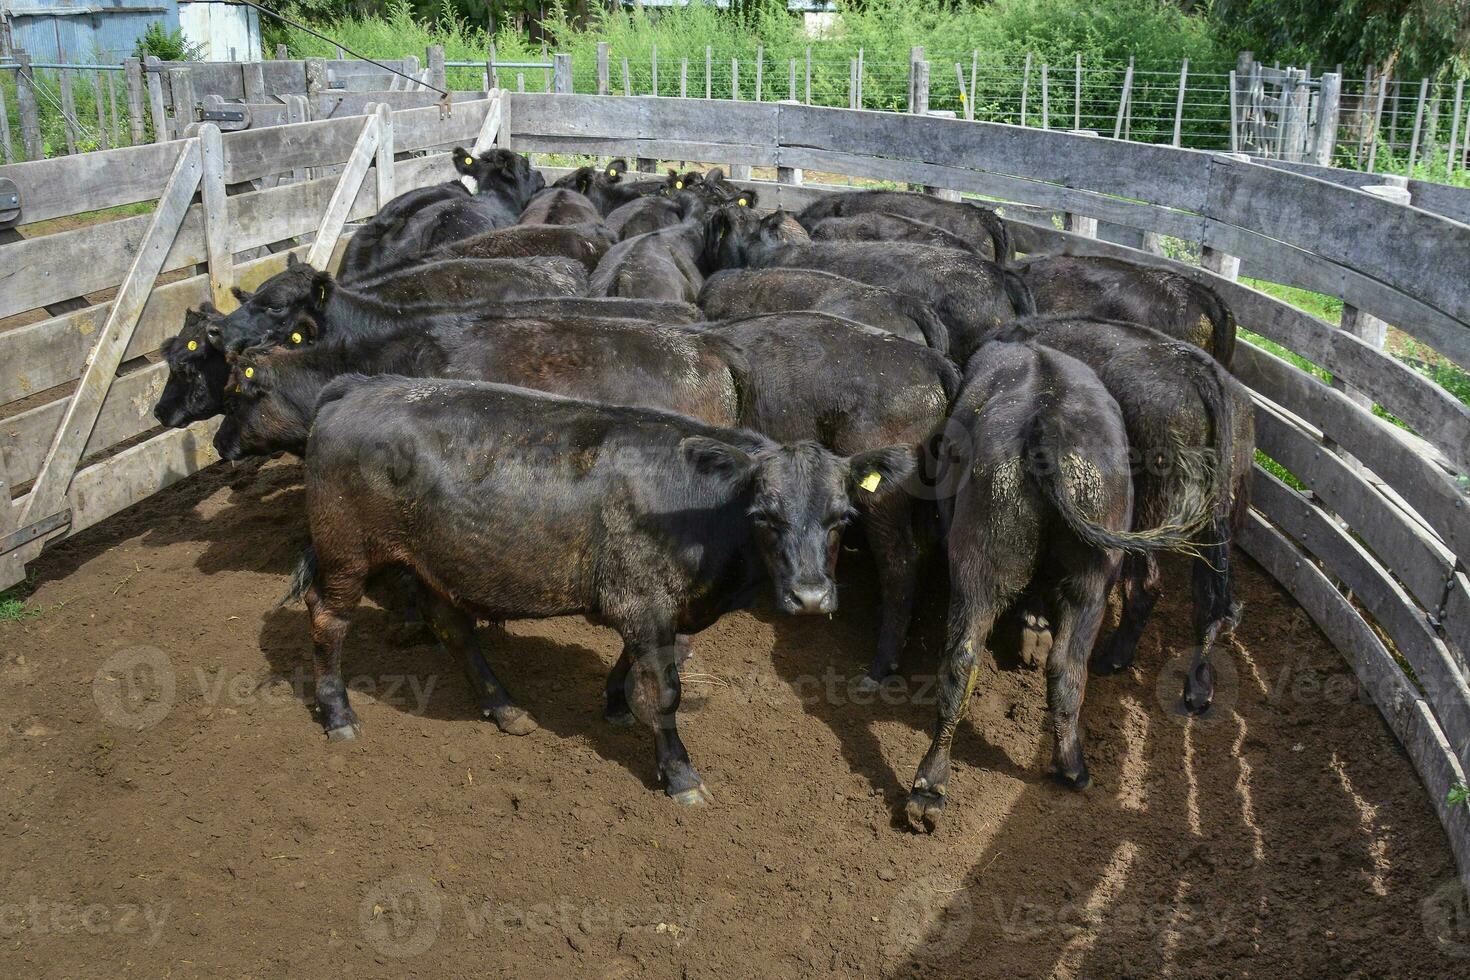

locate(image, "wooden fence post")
(1172, 58), (1189, 147)
(955, 63), (969, 120)
(856, 48), (864, 107)
(11, 139), (204, 560)
(651, 43), (658, 97)
(1407, 77), (1429, 172)
(144, 56), (168, 143)
(907, 46), (924, 113)
(1366, 73), (1388, 172)
(754, 46), (763, 102)
(1228, 69), (1240, 152)
(197, 124), (233, 310)
(597, 42), (609, 95)
(1113, 60), (1133, 139)
(487, 42), (499, 89)
(58, 63), (78, 154)
(682, 59), (689, 98)
(622, 57), (631, 97)
(1020, 51), (1031, 125)
(707, 46), (713, 100)
(375, 102), (396, 205)
(1335, 177), (1410, 409)
(285, 95), (309, 182)
(552, 54), (572, 94)
(804, 47), (811, 105)
(427, 45), (446, 93)
(124, 57), (146, 145)
(731, 58), (739, 100)
(1202, 152), (1249, 280)
(1312, 72), (1342, 166)
(1063, 131), (1100, 236)
(968, 50), (978, 122)
(169, 67), (195, 138)
(306, 113), (382, 270)
(1073, 52), (1082, 130)
(848, 58), (856, 110)
(242, 61), (265, 104)
(90, 72), (109, 152)
(305, 57), (327, 98)
(0, 86), (10, 163)
(788, 58), (796, 102)
(1040, 62), (1050, 130)
(1448, 78), (1465, 175)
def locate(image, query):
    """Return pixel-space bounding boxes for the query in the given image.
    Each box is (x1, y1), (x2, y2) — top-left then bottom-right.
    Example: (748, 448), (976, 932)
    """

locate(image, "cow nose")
(206, 324), (222, 348)
(787, 584), (835, 615)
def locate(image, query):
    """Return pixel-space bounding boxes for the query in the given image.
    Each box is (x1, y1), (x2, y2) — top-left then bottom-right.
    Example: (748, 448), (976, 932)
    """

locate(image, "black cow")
(698, 268), (949, 353)
(709, 208), (1031, 364)
(337, 148), (546, 282)
(796, 190), (1012, 264)
(689, 312), (956, 680)
(589, 213), (716, 302)
(424, 222), (617, 273)
(994, 315), (1254, 714)
(1014, 254), (1237, 368)
(904, 341), (1202, 832)
(215, 253), (586, 353)
(154, 304), (235, 428)
(553, 158), (665, 215)
(280, 376), (914, 803)
(479, 296), (703, 324)
(518, 187), (603, 226)
(213, 315), (742, 459)
(607, 178), (756, 241)
(808, 213), (978, 254)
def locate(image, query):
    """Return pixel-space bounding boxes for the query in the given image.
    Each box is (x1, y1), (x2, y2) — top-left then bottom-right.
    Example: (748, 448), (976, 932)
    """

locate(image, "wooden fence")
(0, 91), (1467, 894)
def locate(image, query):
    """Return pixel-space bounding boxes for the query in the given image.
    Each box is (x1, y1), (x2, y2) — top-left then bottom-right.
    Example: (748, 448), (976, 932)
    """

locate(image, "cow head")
(681, 438), (917, 615)
(453, 147), (546, 208)
(155, 304), (232, 428)
(704, 205), (803, 271)
(216, 254), (328, 353)
(213, 348), (314, 461)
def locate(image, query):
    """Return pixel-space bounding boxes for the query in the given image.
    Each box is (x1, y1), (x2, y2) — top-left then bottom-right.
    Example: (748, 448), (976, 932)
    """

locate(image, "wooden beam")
(306, 114), (381, 270)
(198, 124), (233, 311)
(13, 138), (203, 554)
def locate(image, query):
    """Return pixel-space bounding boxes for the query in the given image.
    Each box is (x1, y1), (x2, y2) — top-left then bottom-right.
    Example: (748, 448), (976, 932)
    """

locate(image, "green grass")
(0, 596), (40, 623)
(1451, 783), (1469, 808)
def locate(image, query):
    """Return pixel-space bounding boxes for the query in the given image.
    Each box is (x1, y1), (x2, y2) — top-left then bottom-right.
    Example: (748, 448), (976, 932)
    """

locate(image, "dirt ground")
(0, 456), (1464, 979)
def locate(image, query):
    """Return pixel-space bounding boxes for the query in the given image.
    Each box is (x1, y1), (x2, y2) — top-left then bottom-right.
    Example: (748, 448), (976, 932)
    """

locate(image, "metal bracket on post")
(0, 177), (19, 227)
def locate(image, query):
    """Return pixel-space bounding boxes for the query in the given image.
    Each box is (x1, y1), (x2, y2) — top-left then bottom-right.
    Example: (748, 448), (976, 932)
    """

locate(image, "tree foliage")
(1211, 0), (1469, 78)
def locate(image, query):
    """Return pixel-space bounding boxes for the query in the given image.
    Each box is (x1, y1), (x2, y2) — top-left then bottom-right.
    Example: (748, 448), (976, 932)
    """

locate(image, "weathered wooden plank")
(1239, 503), (1470, 896)
(1203, 154), (1470, 336)
(1252, 407), (1470, 707)
(306, 114), (381, 269)
(1234, 342), (1470, 558)
(3, 361), (169, 488)
(0, 141), (186, 226)
(198, 124), (233, 311)
(1003, 219), (1470, 475)
(15, 139), (203, 550)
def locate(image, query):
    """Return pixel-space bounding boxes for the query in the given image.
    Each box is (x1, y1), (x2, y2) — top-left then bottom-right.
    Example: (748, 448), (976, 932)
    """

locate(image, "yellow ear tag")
(317, 285), (327, 304)
(675, 180), (684, 189)
(738, 197), (748, 207)
(187, 340), (198, 351)
(463, 156), (473, 166)
(607, 168), (618, 177)
(860, 471), (882, 493)
(291, 331), (303, 345)
(234, 385), (241, 394)
(243, 366), (255, 379)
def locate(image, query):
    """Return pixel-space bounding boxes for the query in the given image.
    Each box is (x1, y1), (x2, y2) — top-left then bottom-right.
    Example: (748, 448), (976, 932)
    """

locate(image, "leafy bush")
(133, 21), (205, 62)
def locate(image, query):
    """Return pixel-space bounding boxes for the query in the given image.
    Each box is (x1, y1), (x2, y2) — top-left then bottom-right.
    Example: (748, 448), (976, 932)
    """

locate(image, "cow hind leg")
(1184, 537), (1238, 714)
(304, 573), (365, 740)
(1092, 551), (1160, 675)
(1047, 578), (1108, 790)
(905, 593), (998, 833)
(422, 594), (537, 736)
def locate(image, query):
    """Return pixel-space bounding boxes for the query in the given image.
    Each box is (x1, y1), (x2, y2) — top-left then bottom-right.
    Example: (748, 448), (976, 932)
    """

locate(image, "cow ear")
(199, 300), (219, 316)
(452, 147), (477, 174)
(310, 270), (333, 311)
(233, 355), (271, 396)
(681, 436), (754, 481)
(576, 169), (593, 195)
(286, 252), (300, 267)
(285, 313), (318, 347)
(605, 158), (627, 181)
(848, 445), (918, 498)
(231, 285), (254, 303)
(706, 167), (725, 182)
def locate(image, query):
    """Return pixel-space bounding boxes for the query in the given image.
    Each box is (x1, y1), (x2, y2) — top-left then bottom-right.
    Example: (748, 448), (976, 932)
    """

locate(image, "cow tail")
(277, 544), (318, 608)
(891, 293), (952, 356)
(1196, 282), (1238, 370)
(1178, 344), (1240, 626)
(1000, 268), (1037, 317)
(981, 210), (1014, 266)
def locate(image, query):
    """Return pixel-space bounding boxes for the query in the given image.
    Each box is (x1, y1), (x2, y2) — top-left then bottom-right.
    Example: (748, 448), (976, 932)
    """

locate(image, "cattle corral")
(2, 90), (1470, 975)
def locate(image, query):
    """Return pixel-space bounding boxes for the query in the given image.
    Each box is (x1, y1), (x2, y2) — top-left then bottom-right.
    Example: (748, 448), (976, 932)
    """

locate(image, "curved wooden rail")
(506, 93), (1470, 890)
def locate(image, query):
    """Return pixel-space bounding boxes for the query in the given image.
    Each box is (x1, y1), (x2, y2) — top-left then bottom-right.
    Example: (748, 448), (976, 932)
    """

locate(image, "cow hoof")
(1090, 642), (1134, 677)
(1020, 615), (1053, 669)
(1055, 766), (1092, 791)
(860, 662), (899, 691)
(325, 723), (360, 741)
(904, 788), (945, 834)
(490, 707), (538, 736)
(1183, 662), (1215, 715)
(668, 784), (713, 806)
(604, 704), (635, 727)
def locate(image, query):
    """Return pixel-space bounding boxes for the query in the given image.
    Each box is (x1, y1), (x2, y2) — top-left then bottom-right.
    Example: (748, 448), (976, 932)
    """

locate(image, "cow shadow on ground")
(755, 544), (1039, 804)
(255, 599), (661, 790)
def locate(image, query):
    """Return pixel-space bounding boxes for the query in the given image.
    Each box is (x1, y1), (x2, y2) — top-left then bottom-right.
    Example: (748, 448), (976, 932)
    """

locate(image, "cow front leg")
(858, 495), (918, 685)
(620, 626), (710, 805)
(421, 595), (537, 736)
(905, 595), (996, 833)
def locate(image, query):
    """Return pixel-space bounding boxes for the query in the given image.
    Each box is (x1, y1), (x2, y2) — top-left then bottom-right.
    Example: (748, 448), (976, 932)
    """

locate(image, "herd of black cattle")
(151, 146), (1253, 830)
